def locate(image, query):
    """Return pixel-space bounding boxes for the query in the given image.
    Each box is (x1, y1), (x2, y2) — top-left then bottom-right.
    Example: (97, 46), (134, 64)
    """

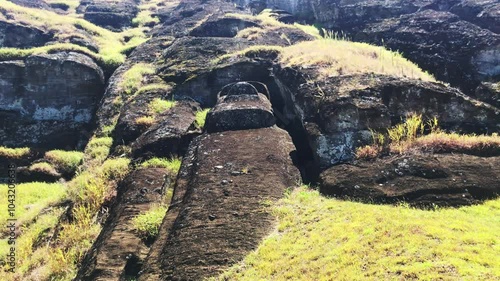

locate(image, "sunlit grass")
(140, 157), (182, 175)
(195, 108), (210, 129)
(0, 1), (149, 69)
(0, 182), (66, 229)
(0, 146), (30, 159)
(119, 63), (156, 95)
(149, 98), (176, 115)
(45, 150), (83, 175)
(131, 204), (168, 240)
(357, 115), (500, 158)
(280, 39), (435, 81)
(215, 187), (500, 281)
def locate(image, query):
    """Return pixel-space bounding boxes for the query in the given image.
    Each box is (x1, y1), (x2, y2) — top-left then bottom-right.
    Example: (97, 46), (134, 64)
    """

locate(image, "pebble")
(221, 179), (229, 185)
(208, 215), (216, 221)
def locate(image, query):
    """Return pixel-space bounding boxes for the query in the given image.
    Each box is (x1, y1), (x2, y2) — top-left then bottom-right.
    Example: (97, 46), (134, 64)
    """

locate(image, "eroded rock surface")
(251, 0), (500, 95)
(140, 127), (300, 280)
(78, 0), (140, 30)
(205, 82), (275, 133)
(320, 154), (500, 206)
(275, 71), (500, 169)
(0, 52), (105, 148)
(0, 20), (53, 48)
(131, 100), (202, 158)
(76, 168), (170, 281)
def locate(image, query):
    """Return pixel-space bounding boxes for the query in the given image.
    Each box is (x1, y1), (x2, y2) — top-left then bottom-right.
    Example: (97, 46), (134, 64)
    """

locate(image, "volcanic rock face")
(0, 52), (105, 148)
(0, 20), (53, 48)
(131, 101), (202, 158)
(255, 0), (500, 96)
(275, 71), (500, 169)
(140, 127), (300, 281)
(139, 83), (299, 280)
(320, 154), (500, 207)
(78, 0), (140, 30)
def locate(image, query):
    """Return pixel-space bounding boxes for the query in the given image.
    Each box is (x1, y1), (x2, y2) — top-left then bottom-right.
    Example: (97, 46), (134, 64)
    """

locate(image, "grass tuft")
(357, 115), (500, 159)
(0, 146), (30, 159)
(131, 204), (168, 240)
(149, 98), (176, 115)
(280, 39), (435, 80)
(29, 162), (60, 176)
(194, 108), (210, 129)
(119, 63), (156, 95)
(45, 150), (83, 175)
(140, 157), (182, 175)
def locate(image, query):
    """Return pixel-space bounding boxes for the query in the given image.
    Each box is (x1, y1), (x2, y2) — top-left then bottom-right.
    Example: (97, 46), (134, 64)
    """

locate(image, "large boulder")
(260, 0), (500, 95)
(0, 20), (53, 48)
(131, 100), (202, 158)
(0, 52), (105, 148)
(320, 154), (500, 207)
(78, 0), (139, 30)
(275, 70), (500, 170)
(355, 9), (500, 94)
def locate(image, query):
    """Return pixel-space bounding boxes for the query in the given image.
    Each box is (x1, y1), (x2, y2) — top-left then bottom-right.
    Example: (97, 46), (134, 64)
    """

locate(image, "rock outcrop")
(274, 71), (500, 169)
(140, 83), (300, 280)
(252, 0), (500, 96)
(205, 82), (275, 133)
(131, 101), (202, 158)
(0, 52), (105, 148)
(320, 154), (500, 207)
(78, 0), (140, 30)
(0, 20), (53, 48)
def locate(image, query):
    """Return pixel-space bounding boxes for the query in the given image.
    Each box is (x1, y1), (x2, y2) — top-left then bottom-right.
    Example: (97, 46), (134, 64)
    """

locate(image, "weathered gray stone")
(0, 52), (105, 148)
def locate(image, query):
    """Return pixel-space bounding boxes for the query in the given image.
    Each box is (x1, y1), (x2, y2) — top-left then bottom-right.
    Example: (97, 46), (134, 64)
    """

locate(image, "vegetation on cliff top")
(0, 1), (149, 69)
(215, 186), (500, 281)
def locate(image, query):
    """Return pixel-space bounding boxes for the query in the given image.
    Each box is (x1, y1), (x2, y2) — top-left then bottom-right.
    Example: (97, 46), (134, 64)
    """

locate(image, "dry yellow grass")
(356, 115), (500, 159)
(281, 39), (435, 80)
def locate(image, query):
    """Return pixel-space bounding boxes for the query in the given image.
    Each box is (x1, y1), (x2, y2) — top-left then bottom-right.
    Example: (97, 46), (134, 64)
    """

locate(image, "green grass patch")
(0, 146), (30, 159)
(0, 1), (150, 70)
(119, 63), (156, 95)
(149, 98), (176, 115)
(280, 38), (435, 81)
(0, 208), (65, 279)
(134, 83), (174, 96)
(29, 162), (60, 176)
(0, 182), (65, 228)
(131, 204), (168, 240)
(215, 187), (500, 280)
(45, 150), (83, 175)
(195, 108), (210, 129)
(101, 158), (131, 181)
(140, 157), (182, 174)
(84, 137), (113, 162)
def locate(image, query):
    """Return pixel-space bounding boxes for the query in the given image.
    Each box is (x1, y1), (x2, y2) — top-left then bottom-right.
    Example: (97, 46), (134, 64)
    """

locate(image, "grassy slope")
(215, 187), (500, 281)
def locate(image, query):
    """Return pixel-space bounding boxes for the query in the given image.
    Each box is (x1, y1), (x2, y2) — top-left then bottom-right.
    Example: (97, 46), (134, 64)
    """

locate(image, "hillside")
(0, 0), (499, 280)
